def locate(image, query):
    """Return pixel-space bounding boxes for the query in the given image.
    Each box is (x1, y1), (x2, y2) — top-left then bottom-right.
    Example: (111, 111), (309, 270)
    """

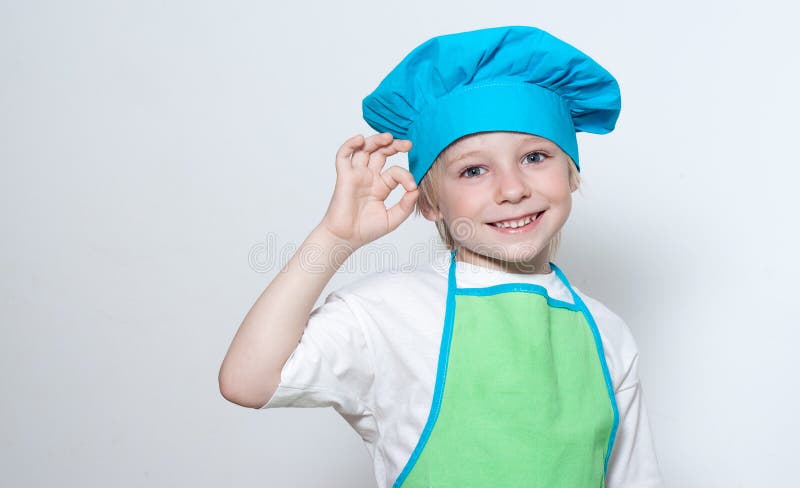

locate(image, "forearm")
(218, 224), (355, 408)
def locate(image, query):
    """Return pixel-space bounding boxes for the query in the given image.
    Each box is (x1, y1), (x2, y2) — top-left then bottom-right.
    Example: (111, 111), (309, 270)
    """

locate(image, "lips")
(488, 211), (543, 226)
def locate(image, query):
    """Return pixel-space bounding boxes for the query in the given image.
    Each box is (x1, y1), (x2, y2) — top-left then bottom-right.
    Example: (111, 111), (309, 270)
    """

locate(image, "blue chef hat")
(362, 25), (621, 184)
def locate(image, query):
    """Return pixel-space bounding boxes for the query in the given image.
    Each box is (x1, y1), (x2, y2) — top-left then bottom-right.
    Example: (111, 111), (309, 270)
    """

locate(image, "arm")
(218, 132), (417, 409)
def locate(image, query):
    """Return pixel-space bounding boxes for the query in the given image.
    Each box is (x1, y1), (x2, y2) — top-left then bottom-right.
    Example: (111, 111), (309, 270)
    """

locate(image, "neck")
(454, 245), (552, 274)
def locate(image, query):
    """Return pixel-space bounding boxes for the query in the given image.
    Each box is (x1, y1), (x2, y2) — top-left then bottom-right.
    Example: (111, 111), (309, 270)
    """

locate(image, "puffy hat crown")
(362, 25), (621, 184)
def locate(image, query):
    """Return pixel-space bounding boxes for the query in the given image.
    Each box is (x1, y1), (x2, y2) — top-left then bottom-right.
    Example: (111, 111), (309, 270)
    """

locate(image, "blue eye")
(461, 166), (486, 178)
(525, 152), (546, 164)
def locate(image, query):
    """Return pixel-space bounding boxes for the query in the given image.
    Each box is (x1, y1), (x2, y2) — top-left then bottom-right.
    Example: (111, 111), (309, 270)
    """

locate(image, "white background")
(2, 1), (798, 486)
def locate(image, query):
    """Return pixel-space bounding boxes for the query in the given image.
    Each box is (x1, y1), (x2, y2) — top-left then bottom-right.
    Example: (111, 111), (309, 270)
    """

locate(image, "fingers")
(351, 132), (394, 167)
(380, 165), (417, 193)
(336, 132), (413, 180)
(335, 134), (365, 175)
(367, 138), (412, 172)
(382, 166), (420, 232)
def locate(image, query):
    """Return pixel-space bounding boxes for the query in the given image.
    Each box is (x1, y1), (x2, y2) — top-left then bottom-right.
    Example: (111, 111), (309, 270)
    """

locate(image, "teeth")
(492, 213), (537, 228)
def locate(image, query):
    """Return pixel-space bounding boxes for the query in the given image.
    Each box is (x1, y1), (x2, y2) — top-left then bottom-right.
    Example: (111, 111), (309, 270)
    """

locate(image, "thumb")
(380, 166), (419, 232)
(386, 189), (419, 232)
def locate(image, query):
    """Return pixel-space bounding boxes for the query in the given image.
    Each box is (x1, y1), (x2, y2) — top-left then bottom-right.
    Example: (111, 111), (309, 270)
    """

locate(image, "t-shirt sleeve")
(259, 289), (376, 421)
(606, 325), (666, 488)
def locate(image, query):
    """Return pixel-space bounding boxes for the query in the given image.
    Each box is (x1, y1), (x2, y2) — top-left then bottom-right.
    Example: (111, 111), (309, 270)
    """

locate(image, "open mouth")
(487, 210), (544, 233)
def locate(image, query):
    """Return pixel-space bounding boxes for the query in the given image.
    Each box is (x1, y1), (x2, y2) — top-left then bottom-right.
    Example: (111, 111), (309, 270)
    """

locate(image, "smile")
(487, 211), (544, 233)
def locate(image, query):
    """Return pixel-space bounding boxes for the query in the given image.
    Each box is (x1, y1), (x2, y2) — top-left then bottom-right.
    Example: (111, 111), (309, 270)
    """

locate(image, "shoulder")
(572, 286), (642, 393)
(334, 261), (446, 301)
(323, 262), (448, 320)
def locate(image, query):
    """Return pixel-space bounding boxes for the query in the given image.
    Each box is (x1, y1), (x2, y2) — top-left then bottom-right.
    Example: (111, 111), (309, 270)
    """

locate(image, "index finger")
(367, 139), (413, 173)
(335, 134), (365, 174)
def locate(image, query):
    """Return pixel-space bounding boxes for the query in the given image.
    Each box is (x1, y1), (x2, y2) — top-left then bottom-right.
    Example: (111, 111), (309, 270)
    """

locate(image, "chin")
(502, 249), (547, 266)
(469, 241), (547, 265)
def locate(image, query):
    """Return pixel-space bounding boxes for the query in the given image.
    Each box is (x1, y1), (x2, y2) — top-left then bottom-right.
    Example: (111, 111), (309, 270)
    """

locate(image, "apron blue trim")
(456, 284), (580, 311)
(550, 262), (620, 475)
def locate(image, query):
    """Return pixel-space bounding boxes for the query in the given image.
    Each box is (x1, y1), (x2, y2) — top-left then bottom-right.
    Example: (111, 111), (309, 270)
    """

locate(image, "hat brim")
(407, 81), (579, 184)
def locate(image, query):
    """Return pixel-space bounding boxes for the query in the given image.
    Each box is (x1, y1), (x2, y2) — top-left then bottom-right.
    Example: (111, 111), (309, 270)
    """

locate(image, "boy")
(219, 25), (665, 487)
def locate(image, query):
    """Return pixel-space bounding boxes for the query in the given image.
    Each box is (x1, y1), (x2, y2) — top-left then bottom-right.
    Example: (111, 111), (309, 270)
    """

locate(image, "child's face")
(423, 131), (576, 273)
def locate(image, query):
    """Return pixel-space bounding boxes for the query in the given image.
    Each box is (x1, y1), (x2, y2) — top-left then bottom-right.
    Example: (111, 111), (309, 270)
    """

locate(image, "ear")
(569, 179), (578, 193)
(568, 170), (579, 193)
(419, 202), (442, 222)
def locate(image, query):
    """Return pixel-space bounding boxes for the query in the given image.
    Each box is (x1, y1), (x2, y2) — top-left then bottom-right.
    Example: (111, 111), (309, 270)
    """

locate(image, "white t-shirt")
(262, 255), (665, 488)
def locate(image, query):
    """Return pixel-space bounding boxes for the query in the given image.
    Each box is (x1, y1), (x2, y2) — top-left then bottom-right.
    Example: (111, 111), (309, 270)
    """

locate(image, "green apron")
(395, 249), (619, 487)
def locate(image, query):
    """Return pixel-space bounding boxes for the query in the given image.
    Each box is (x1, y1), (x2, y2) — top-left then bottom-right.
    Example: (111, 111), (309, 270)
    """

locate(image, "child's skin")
(219, 130), (576, 408)
(219, 132), (418, 408)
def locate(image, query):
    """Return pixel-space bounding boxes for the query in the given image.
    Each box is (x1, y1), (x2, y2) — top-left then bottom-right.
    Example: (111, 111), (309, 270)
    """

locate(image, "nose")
(494, 165), (531, 203)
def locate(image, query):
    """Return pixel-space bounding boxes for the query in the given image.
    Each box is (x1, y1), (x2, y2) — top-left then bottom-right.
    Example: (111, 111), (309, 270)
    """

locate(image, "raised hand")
(319, 132), (418, 251)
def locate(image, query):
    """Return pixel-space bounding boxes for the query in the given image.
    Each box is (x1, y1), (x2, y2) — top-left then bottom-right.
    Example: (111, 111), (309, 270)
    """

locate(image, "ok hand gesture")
(320, 132), (419, 251)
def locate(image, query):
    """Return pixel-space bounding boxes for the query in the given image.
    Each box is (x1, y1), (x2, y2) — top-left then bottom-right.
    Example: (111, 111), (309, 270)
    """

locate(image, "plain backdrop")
(2, 1), (798, 487)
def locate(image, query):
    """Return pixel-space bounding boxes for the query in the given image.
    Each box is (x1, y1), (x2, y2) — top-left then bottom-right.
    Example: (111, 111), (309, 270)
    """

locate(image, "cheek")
(550, 192), (573, 225)
(438, 187), (480, 218)
(449, 199), (484, 222)
(540, 173), (572, 202)
(439, 199), (486, 241)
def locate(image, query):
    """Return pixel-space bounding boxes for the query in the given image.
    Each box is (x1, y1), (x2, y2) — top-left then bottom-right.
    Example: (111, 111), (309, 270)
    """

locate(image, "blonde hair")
(414, 142), (582, 263)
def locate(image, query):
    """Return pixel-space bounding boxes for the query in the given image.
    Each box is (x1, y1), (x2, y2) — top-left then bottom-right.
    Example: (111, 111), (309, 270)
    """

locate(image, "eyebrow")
(446, 137), (555, 166)
(447, 150), (482, 166)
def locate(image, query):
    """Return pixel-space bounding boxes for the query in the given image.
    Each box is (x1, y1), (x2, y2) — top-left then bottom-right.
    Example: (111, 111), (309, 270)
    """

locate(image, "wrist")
(306, 225), (358, 269)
